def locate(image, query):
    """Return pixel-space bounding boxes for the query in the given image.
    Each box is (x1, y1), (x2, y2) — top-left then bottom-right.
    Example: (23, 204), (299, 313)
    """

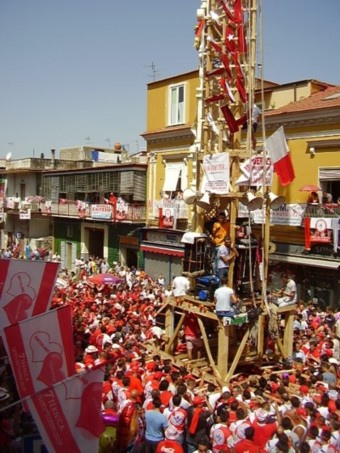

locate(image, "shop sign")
(119, 235), (139, 246)
(91, 204), (112, 220)
(147, 231), (182, 246)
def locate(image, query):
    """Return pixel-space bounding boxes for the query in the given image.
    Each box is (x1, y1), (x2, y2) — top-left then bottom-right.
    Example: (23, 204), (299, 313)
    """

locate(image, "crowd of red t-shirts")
(1, 265), (340, 452)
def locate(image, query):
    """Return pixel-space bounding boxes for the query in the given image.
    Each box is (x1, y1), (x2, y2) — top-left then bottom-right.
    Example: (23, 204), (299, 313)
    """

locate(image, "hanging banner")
(91, 204), (112, 220)
(116, 197), (128, 220)
(3, 305), (75, 399)
(236, 155), (273, 186)
(0, 259), (60, 329)
(202, 152), (230, 194)
(253, 204), (307, 226)
(159, 208), (175, 228)
(26, 368), (105, 453)
(310, 217), (333, 244)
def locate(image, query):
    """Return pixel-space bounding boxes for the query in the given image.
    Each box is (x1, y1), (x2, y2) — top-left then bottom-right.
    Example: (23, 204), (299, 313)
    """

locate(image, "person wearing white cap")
(83, 345), (98, 368)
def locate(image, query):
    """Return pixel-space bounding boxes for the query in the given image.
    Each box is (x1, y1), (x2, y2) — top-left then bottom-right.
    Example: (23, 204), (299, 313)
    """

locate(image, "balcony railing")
(304, 203), (340, 218)
(5, 198), (146, 222)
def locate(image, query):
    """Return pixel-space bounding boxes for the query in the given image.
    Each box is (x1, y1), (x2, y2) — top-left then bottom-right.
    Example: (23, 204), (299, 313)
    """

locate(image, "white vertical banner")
(202, 152), (230, 194)
(0, 260), (60, 329)
(26, 368), (105, 453)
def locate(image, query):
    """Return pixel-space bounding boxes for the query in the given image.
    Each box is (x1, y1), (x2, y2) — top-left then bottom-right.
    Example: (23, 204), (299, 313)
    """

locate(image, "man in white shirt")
(172, 274), (190, 301)
(275, 273), (297, 306)
(214, 277), (239, 317)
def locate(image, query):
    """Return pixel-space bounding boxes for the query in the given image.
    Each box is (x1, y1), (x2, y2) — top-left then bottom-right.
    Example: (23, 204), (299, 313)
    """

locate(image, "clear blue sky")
(1, 0), (339, 159)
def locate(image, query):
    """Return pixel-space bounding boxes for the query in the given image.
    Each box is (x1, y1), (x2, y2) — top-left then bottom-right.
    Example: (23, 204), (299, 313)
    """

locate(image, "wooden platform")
(153, 295), (296, 384)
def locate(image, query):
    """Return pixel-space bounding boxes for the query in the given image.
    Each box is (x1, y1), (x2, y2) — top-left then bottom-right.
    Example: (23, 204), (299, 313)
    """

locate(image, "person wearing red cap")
(156, 438), (184, 453)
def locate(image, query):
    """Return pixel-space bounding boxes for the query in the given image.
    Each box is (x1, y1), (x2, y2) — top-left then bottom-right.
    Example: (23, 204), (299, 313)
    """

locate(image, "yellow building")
(141, 71), (340, 306)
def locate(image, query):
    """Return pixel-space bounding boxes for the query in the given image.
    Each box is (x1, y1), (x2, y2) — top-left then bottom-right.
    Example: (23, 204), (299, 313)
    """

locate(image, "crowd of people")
(0, 256), (340, 452)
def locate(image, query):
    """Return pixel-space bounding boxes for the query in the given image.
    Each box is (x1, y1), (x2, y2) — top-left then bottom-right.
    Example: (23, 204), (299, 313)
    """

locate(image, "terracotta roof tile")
(265, 85), (340, 117)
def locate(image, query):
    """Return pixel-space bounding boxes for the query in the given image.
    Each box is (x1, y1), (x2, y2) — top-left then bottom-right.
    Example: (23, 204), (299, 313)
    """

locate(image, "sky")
(0, 0), (339, 159)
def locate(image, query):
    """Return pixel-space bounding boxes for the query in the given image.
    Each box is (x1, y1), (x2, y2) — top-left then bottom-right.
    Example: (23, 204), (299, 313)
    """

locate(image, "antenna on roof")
(144, 62), (159, 82)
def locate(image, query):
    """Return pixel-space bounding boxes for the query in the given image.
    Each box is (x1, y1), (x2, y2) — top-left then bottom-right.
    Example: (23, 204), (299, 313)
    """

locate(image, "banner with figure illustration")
(3, 305), (75, 399)
(0, 259), (60, 330)
(26, 368), (105, 453)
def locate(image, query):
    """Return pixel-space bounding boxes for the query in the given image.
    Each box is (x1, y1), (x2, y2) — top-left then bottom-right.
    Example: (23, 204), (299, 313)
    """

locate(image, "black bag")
(247, 306), (263, 321)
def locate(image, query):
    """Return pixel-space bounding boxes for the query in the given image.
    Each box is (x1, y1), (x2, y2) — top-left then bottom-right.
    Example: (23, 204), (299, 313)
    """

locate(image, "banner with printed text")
(202, 152), (230, 194)
(0, 259), (60, 330)
(26, 368), (105, 453)
(3, 305), (75, 399)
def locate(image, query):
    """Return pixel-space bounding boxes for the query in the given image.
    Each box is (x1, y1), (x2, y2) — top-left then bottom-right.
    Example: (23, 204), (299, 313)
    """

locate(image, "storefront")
(140, 228), (185, 285)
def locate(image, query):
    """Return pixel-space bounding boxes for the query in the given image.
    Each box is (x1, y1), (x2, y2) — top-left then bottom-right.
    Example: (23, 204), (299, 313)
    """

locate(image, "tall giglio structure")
(189, 0), (258, 287)
(154, 0), (295, 383)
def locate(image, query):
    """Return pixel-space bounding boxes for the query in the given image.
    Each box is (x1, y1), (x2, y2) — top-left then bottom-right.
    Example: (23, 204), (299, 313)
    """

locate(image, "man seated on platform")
(273, 273), (297, 307)
(172, 273), (190, 303)
(214, 277), (239, 318)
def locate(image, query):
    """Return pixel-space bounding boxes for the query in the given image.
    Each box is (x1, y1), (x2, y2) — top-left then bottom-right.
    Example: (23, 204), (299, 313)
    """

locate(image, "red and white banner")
(310, 217), (333, 244)
(0, 259), (60, 329)
(3, 305), (75, 399)
(26, 368), (105, 453)
(236, 155), (273, 186)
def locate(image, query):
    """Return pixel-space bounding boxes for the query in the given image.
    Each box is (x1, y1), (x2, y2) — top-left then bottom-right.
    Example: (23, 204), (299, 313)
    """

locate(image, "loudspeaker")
(183, 188), (199, 205)
(245, 192), (263, 211)
(268, 192), (285, 209)
(196, 192), (212, 210)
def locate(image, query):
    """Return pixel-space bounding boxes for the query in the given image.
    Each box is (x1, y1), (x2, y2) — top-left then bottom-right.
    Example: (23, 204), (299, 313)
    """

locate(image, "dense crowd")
(0, 257), (340, 452)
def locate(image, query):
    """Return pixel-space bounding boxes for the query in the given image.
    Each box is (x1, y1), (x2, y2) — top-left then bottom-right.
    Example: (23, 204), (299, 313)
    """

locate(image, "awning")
(140, 244), (185, 257)
(270, 253), (340, 270)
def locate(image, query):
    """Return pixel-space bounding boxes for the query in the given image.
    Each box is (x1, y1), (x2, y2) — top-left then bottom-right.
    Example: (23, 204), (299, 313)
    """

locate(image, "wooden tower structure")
(147, 0), (295, 384)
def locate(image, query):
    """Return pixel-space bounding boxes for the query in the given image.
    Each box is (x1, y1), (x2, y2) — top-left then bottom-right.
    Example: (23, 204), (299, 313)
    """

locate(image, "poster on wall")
(116, 197), (128, 220)
(159, 208), (175, 228)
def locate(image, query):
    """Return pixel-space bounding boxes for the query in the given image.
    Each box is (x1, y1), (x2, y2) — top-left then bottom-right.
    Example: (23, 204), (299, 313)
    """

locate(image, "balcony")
(5, 197), (146, 222)
(42, 200), (146, 222)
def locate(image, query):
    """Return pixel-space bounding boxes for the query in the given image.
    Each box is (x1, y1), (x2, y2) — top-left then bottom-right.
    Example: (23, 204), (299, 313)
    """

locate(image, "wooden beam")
(165, 313), (185, 354)
(225, 329), (250, 383)
(197, 317), (224, 386)
(217, 322), (230, 380)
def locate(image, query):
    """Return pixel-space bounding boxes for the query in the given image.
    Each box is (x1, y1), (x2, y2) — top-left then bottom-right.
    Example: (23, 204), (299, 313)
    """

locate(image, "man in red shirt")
(183, 314), (203, 360)
(234, 426), (265, 453)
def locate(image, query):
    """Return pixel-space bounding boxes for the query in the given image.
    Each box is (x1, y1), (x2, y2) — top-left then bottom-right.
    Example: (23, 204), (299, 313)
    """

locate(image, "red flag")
(220, 77), (235, 103)
(225, 26), (236, 52)
(0, 259), (60, 329)
(26, 368), (105, 453)
(237, 23), (247, 54)
(233, 0), (244, 24)
(221, 105), (239, 133)
(207, 36), (223, 54)
(3, 305), (75, 399)
(218, 0), (236, 23)
(265, 127), (295, 186)
(235, 76), (247, 102)
(220, 54), (233, 78)
(205, 93), (225, 104)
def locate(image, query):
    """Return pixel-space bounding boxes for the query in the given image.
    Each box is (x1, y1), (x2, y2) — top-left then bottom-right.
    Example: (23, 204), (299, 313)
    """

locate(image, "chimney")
(51, 149), (56, 167)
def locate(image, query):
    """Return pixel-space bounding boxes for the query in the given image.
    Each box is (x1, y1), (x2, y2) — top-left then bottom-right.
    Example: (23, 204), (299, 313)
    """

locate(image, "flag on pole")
(0, 259), (60, 329)
(3, 305), (75, 399)
(26, 368), (105, 453)
(265, 126), (295, 186)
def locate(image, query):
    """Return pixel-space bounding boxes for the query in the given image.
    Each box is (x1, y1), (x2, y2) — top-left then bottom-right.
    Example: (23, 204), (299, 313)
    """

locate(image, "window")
(162, 162), (187, 198)
(169, 84), (185, 125)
